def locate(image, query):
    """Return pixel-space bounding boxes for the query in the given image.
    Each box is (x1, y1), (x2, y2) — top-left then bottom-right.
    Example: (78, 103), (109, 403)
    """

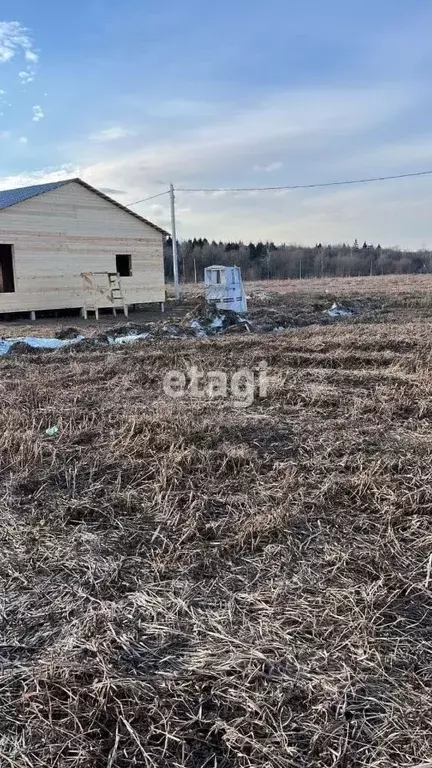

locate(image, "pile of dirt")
(55, 326), (81, 340)
(2, 298), (383, 360)
(68, 338), (103, 352)
(98, 305), (253, 343)
(152, 322), (193, 339)
(105, 321), (153, 338)
(182, 302), (252, 336)
(6, 341), (41, 356)
(221, 319), (251, 334)
(324, 301), (354, 317)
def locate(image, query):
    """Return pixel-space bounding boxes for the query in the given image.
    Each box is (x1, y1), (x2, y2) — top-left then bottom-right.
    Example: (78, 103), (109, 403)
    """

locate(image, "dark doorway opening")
(116, 254), (132, 277)
(0, 245), (15, 293)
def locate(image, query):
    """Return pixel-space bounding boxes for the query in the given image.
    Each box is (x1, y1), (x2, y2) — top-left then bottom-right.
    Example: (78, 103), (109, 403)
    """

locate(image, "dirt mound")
(183, 303), (251, 335)
(6, 341), (40, 356)
(55, 326), (81, 340)
(106, 321), (153, 338)
(152, 322), (187, 339)
(65, 338), (102, 352)
(94, 333), (111, 344)
(222, 319), (251, 334)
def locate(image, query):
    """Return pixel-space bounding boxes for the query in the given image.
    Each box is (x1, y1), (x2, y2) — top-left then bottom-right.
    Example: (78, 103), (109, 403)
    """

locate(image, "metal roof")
(0, 180), (69, 210)
(0, 177), (169, 235)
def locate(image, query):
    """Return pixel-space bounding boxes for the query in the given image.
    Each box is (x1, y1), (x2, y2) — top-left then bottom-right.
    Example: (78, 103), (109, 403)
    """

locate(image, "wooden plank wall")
(0, 181), (166, 312)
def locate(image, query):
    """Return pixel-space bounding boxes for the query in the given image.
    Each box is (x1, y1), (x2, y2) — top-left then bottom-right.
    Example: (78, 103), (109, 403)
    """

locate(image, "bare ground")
(1, 275), (432, 767)
(2, 273), (432, 339)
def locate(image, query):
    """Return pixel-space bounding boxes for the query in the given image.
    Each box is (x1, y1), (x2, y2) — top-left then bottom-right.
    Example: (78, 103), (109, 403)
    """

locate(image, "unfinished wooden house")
(0, 178), (167, 318)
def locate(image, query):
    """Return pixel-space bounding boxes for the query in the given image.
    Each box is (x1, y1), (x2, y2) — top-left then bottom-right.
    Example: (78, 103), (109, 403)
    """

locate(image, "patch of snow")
(109, 333), (150, 344)
(0, 335), (85, 355)
(324, 302), (353, 318)
(189, 319), (210, 337)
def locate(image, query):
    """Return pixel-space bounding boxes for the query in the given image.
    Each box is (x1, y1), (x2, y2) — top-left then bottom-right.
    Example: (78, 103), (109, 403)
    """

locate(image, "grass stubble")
(1, 282), (432, 767)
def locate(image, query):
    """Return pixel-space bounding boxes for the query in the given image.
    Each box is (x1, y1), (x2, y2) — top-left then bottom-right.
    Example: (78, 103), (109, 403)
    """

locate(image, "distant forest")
(164, 238), (432, 282)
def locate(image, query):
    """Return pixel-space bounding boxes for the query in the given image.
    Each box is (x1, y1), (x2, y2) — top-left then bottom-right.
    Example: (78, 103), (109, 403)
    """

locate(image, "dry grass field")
(180, 272), (432, 301)
(1, 275), (432, 767)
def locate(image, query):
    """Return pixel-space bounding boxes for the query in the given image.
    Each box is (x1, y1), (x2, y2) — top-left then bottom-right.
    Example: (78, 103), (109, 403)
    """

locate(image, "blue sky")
(1, 1), (432, 245)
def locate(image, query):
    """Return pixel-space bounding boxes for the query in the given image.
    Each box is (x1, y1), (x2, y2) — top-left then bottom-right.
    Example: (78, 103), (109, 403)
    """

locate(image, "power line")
(127, 189), (170, 206)
(176, 169), (432, 194)
(122, 169), (432, 303)
(125, 167), (432, 211)
(125, 169), (432, 207)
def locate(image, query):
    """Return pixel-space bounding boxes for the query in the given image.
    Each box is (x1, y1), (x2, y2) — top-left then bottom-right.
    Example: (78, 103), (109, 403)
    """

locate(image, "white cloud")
(0, 165), (77, 192)
(0, 21), (37, 65)
(143, 99), (221, 120)
(18, 136), (28, 144)
(81, 84), (412, 192)
(344, 135), (432, 172)
(0, 22), (39, 88)
(32, 104), (44, 122)
(148, 203), (170, 221)
(19, 70), (34, 84)
(253, 161), (283, 173)
(25, 49), (38, 64)
(0, 130), (11, 139)
(89, 126), (135, 142)
(1, 83), (430, 247)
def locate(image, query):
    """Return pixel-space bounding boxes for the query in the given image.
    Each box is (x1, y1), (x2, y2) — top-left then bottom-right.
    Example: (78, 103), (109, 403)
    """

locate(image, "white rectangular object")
(204, 265), (247, 314)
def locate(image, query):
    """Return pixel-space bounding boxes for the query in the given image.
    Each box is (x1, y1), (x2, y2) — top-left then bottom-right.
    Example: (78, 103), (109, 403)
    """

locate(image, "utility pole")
(169, 183), (180, 300)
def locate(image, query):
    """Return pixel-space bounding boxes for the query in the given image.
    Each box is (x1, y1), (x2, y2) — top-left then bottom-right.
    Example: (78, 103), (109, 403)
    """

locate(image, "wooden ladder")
(81, 272), (128, 319)
(107, 272), (128, 317)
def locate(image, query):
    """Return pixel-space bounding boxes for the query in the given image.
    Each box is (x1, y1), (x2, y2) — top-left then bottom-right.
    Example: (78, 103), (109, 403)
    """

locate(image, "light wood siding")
(0, 181), (165, 312)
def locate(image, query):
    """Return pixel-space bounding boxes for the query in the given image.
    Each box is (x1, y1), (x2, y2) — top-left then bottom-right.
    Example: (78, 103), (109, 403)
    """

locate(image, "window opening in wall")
(0, 245), (15, 293)
(116, 254), (132, 277)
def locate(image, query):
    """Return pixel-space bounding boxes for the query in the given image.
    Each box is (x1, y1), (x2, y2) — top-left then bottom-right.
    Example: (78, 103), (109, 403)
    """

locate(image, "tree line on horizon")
(164, 237), (432, 282)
